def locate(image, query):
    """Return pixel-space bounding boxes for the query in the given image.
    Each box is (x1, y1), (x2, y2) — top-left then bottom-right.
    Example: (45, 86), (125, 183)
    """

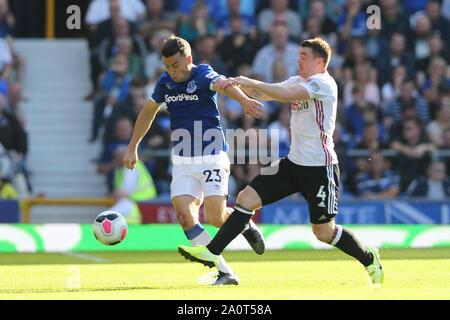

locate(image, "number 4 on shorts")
(316, 185), (326, 208)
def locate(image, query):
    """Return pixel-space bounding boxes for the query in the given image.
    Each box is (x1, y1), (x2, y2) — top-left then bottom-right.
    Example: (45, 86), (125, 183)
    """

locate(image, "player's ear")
(187, 55), (193, 64)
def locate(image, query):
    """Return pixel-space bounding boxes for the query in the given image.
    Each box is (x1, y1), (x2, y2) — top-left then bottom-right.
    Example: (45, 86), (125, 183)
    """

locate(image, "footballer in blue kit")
(123, 35), (266, 286)
(151, 63), (228, 157)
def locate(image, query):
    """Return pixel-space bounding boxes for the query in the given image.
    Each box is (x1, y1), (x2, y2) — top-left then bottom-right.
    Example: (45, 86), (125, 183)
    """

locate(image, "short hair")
(160, 35), (191, 58)
(301, 37), (332, 67)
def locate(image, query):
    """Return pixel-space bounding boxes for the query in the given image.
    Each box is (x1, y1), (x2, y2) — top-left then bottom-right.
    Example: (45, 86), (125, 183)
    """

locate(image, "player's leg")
(203, 195), (228, 228)
(204, 193), (265, 254)
(180, 157), (298, 262)
(306, 164), (383, 285)
(172, 194), (202, 232)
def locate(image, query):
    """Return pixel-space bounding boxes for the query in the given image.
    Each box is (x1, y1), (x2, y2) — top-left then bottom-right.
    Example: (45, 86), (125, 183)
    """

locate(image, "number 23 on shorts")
(203, 169), (222, 183)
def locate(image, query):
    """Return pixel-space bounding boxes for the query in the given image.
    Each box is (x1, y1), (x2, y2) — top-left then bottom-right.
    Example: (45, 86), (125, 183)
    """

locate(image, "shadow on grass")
(0, 248), (449, 266)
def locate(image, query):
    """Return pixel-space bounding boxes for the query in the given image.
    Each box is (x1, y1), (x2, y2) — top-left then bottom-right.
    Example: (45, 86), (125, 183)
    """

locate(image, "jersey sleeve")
(299, 77), (332, 100)
(198, 65), (224, 91)
(150, 75), (167, 103)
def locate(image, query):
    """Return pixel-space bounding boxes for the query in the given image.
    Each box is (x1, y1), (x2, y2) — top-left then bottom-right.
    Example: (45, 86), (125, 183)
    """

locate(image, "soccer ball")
(93, 211), (128, 246)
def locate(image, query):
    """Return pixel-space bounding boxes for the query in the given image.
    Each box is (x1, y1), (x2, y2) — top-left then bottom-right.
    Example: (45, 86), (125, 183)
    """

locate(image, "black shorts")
(249, 157), (340, 224)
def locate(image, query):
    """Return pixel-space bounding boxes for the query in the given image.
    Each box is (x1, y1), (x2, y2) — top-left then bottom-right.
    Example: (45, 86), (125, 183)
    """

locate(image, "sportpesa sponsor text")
(165, 94), (199, 103)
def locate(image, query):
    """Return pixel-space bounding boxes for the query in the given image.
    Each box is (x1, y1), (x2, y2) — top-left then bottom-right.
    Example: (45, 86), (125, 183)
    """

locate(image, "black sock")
(329, 225), (373, 267)
(207, 205), (253, 255)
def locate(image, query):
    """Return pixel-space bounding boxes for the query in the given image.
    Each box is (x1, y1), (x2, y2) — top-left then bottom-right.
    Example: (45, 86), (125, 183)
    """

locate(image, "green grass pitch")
(0, 248), (449, 300)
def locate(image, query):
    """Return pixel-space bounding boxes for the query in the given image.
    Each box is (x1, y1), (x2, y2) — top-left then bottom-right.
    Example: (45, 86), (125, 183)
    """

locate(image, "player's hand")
(241, 97), (264, 118)
(123, 148), (138, 170)
(232, 76), (257, 88)
(214, 77), (238, 91)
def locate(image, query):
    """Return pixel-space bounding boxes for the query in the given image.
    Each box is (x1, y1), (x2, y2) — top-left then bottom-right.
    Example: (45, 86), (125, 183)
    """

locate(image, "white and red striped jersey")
(280, 71), (338, 166)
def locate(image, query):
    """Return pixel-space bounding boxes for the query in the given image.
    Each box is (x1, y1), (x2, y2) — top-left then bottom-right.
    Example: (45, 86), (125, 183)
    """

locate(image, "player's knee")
(236, 186), (261, 211)
(205, 214), (223, 228)
(312, 226), (333, 243)
(175, 210), (194, 229)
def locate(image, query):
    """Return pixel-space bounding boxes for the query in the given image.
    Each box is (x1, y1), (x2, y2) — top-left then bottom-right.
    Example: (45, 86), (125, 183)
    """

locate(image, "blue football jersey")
(151, 64), (228, 157)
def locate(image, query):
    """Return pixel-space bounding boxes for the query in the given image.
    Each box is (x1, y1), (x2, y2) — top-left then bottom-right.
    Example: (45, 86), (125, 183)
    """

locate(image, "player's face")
(162, 52), (192, 83)
(297, 47), (321, 78)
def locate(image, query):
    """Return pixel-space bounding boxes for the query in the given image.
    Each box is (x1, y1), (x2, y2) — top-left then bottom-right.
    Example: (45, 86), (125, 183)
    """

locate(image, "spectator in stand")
(91, 0), (123, 49)
(377, 32), (416, 87)
(336, 0), (367, 43)
(365, 26), (389, 61)
(407, 14), (433, 64)
(0, 94), (29, 192)
(346, 85), (387, 145)
(0, 94), (27, 163)
(415, 33), (449, 75)
(355, 120), (389, 152)
(144, 28), (172, 81)
(136, 0), (178, 40)
(0, 36), (11, 96)
(251, 17), (298, 83)
(258, 0), (302, 39)
(0, 172), (17, 199)
(443, 0), (450, 20)
(300, 16), (323, 41)
(91, 54), (133, 142)
(406, 160), (450, 199)
(97, 116), (135, 192)
(356, 150), (400, 199)
(0, 0), (15, 38)
(215, 0), (258, 44)
(440, 127), (450, 173)
(178, 0), (216, 45)
(422, 57), (450, 114)
(342, 37), (376, 72)
(178, 0), (222, 22)
(7, 82), (25, 128)
(103, 77), (148, 146)
(218, 15), (259, 76)
(384, 79), (431, 131)
(85, 0), (146, 27)
(193, 35), (227, 76)
(106, 35), (145, 79)
(381, 64), (407, 104)
(308, 0), (337, 36)
(85, 0), (123, 100)
(426, 98), (450, 147)
(379, 0), (410, 40)
(390, 116), (437, 192)
(98, 17), (147, 72)
(425, 0), (450, 44)
(343, 62), (380, 107)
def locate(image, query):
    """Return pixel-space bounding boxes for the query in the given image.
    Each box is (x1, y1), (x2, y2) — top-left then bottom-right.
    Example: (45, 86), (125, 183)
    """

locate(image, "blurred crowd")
(84, 0), (450, 202)
(0, 0), (30, 201)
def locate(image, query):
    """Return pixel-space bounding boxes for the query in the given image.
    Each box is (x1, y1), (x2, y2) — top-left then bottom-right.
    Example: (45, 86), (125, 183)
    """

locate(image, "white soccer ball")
(93, 211), (128, 246)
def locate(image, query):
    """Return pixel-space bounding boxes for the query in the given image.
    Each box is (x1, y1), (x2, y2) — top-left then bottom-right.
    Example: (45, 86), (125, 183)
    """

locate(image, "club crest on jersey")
(186, 80), (197, 93)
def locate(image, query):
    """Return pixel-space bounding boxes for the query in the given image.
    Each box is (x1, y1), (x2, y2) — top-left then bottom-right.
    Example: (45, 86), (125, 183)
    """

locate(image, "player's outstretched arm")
(123, 99), (161, 170)
(232, 76), (310, 102)
(212, 78), (264, 118)
(220, 76), (310, 102)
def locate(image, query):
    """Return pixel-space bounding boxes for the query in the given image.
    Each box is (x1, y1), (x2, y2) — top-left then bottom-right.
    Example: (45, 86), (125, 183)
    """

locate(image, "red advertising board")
(137, 202), (261, 224)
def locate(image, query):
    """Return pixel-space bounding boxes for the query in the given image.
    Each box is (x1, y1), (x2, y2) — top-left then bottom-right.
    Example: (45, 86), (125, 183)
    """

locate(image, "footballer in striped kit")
(178, 38), (384, 287)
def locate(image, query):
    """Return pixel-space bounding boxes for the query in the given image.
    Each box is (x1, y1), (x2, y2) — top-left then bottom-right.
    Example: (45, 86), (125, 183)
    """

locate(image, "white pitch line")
(61, 252), (110, 263)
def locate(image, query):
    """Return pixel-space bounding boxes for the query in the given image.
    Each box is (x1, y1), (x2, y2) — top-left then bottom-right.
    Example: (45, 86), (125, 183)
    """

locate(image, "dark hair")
(160, 35), (191, 58)
(301, 37), (332, 67)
